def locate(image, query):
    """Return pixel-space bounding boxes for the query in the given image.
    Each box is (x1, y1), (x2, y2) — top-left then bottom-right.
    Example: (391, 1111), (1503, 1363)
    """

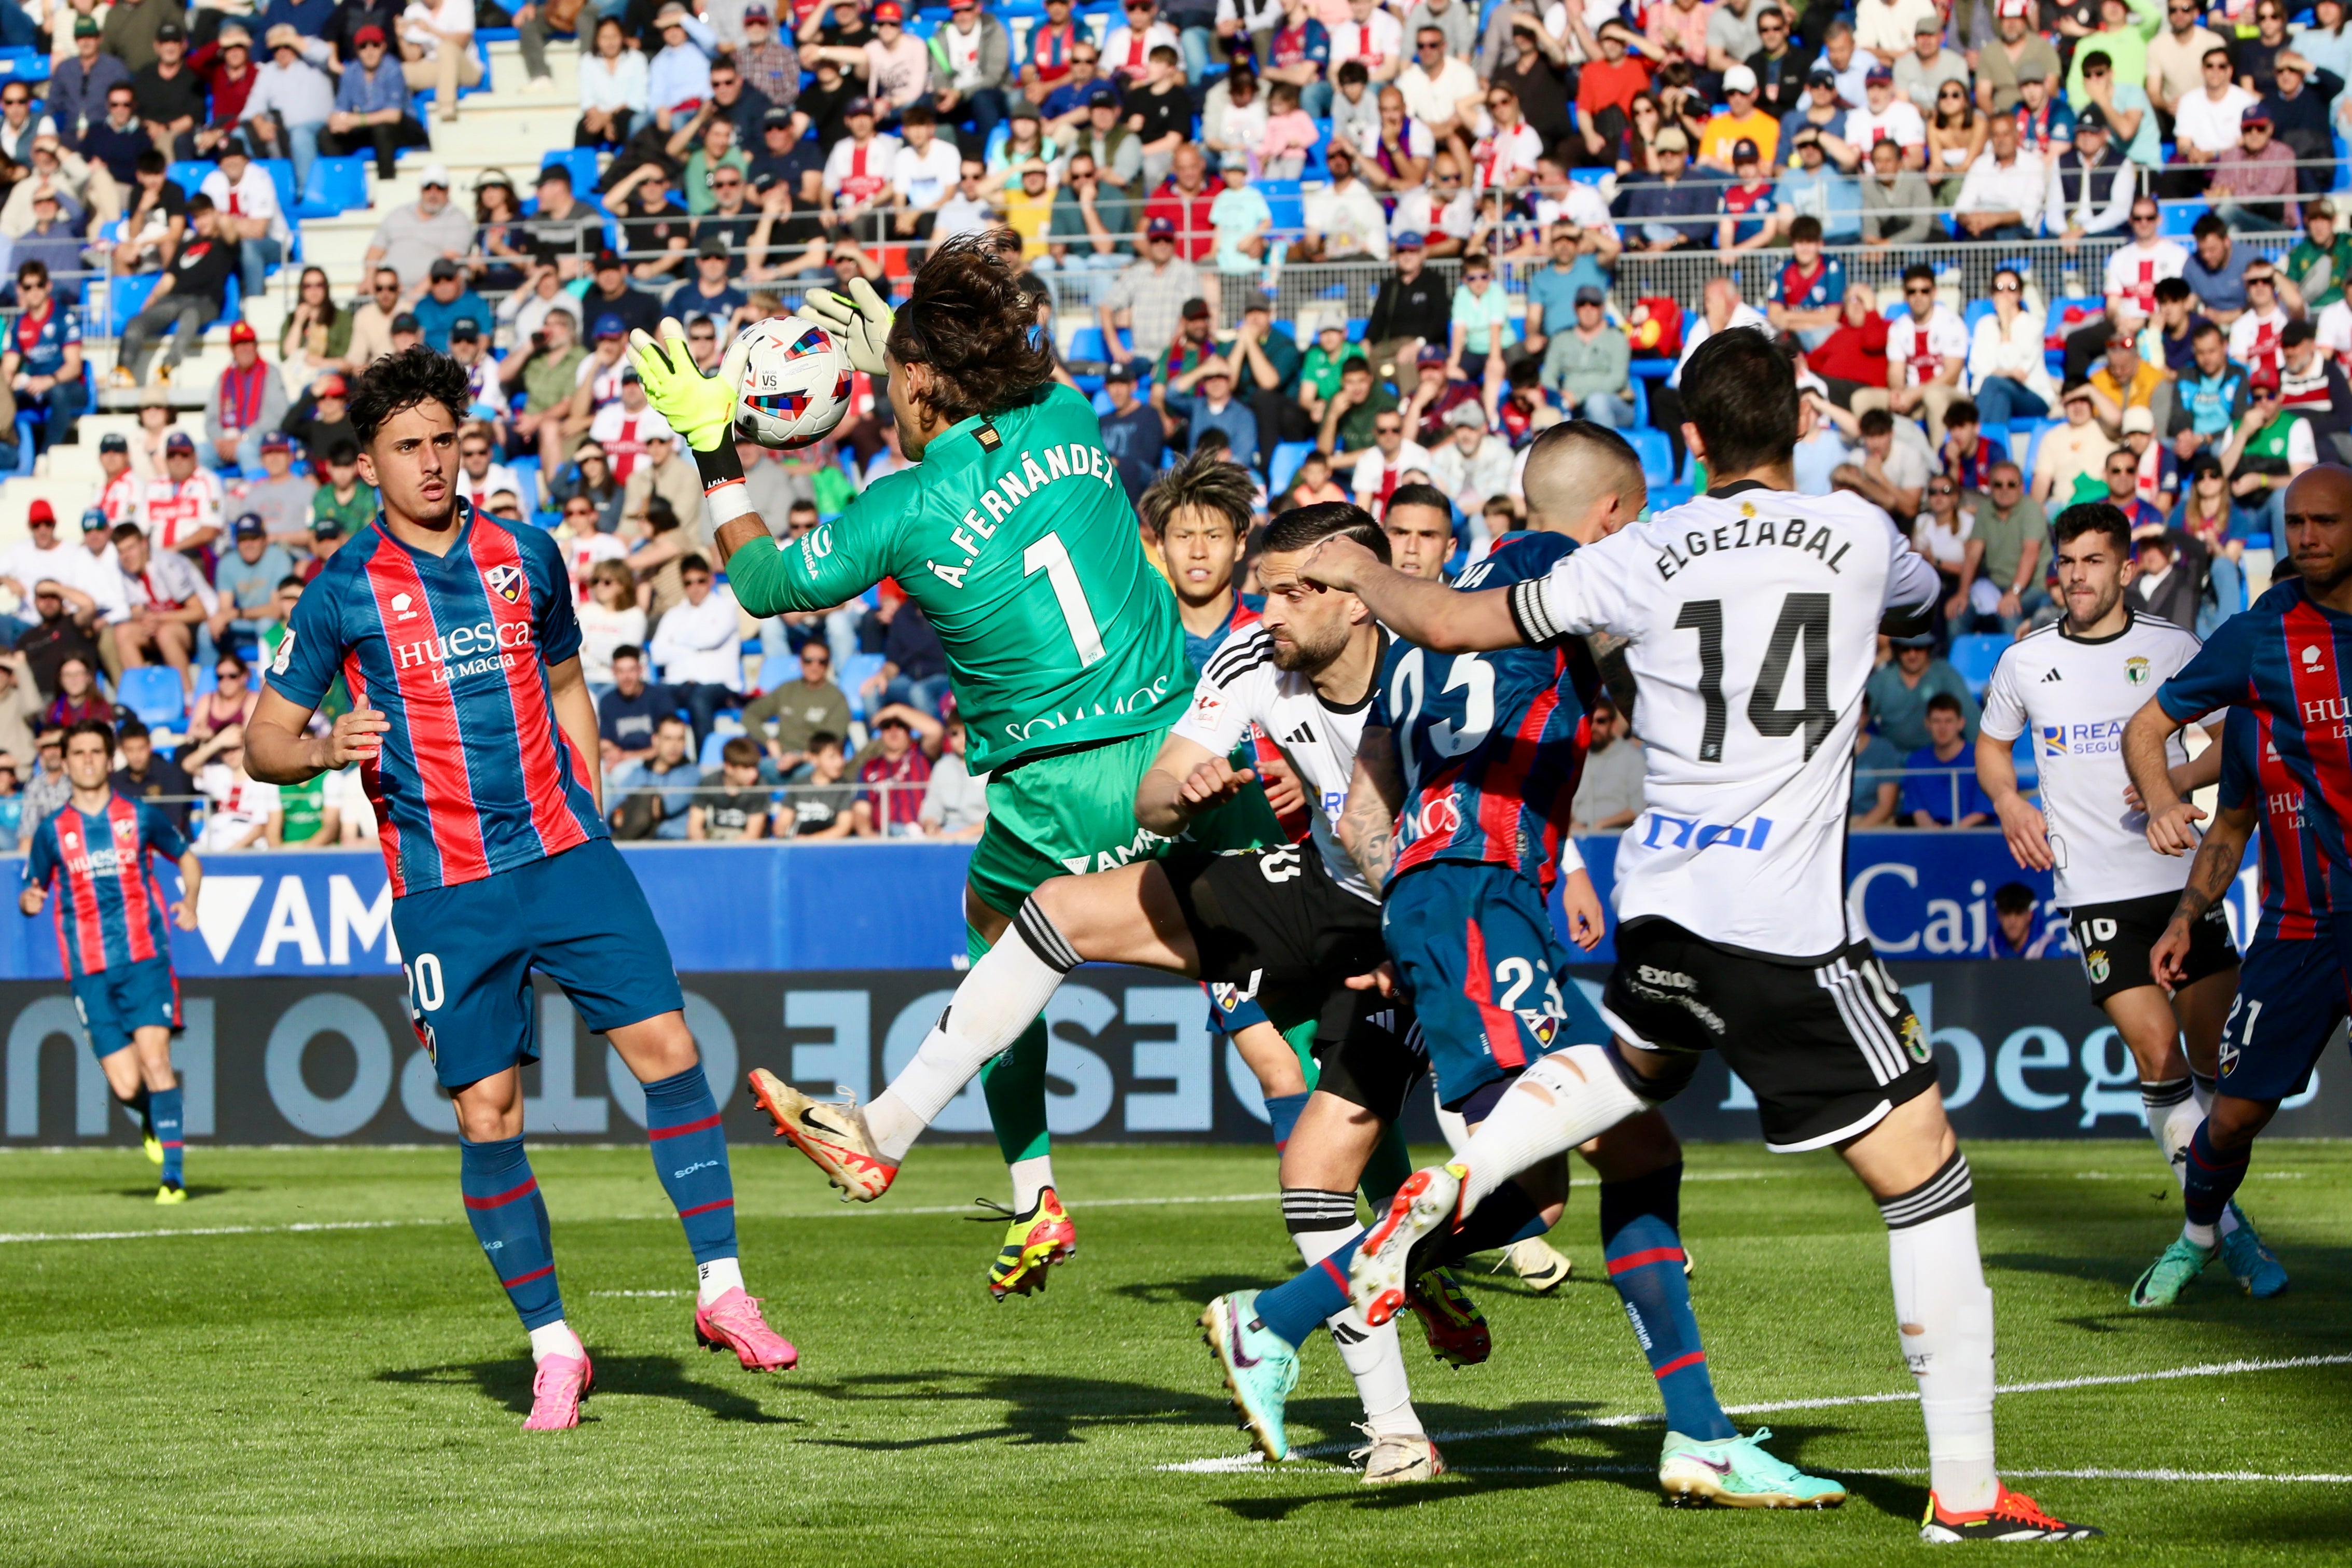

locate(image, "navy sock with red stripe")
(1253, 1232), (1359, 1350)
(2182, 1120), (2251, 1230)
(149, 1085), (183, 1185)
(1600, 1162), (1732, 1441)
(459, 1135), (564, 1330)
(643, 1066), (739, 1265)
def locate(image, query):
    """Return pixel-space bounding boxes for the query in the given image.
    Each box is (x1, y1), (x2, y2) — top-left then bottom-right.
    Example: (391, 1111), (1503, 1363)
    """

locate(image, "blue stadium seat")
(542, 147), (603, 196)
(108, 272), (160, 336)
(1267, 439), (1313, 498)
(9, 414), (31, 476)
(167, 160), (216, 199)
(1644, 481), (1691, 514)
(1624, 426), (1675, 484)
(1948, 633), (2009, 696)
(1067, 323), (1106, 361)
(2010, 728), (2038, 792)
(2160, 199), (2202, 235)
(1261, 178), (1303, 233)
(118, 666), (186, 731)
(0, 49), (51, 83)
(841, 652), (887, 718)
(257, 157), (300, 224)
(303, 155), (369, 215)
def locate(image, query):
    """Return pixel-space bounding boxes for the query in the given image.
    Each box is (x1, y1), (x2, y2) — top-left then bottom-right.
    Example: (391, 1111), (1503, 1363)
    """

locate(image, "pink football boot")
(695, 1288), (799, 1371)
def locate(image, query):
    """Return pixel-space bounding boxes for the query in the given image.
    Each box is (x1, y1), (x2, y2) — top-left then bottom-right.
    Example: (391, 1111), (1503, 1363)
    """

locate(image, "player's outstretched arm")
(2123, 697), (2203, 856)
(1296, 535), (1523, 654)
(1975, 727), (2053, 871)
(1335, 724), (1405, 889)
(244, 685), (386, 785)
(1135, 732), (1250, 838)
(2153, 797), (2254, 987)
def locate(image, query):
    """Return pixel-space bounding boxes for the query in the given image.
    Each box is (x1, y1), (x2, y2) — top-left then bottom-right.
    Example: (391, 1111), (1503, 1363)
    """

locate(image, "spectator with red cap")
(812, 1), (930, 118)
(928, 0), (1011, 150)
(2209, 104), (2300, 230)
(204, 320), (288, 473)
(317, 23), (430, 178)
(852, 710), (934, 837)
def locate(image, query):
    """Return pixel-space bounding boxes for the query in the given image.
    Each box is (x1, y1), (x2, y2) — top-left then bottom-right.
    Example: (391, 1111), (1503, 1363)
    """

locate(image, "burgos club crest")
(2124, 656), (2151, 686)
(483, 563), (524, 603)
(2084, 948), (2111, 984)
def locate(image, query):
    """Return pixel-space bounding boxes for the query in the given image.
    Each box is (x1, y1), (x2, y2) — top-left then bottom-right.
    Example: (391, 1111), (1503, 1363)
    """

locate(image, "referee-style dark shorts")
(1160, 842), (1389, 1047)
(1602, 918), (1940, 1154)
(2068, 890), (2238, 1007)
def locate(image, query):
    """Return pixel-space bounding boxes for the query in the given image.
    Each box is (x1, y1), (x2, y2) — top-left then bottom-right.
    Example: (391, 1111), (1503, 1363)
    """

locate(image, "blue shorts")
(2216, 924), (2352, 1104)
(71, 956), (179, 1058)
(1382, 861), (1608, 1111)
(392, 839), (685, 1090)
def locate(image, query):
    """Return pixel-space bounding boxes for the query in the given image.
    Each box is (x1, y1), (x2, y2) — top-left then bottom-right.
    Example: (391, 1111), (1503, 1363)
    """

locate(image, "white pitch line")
(0, 1189), (1283, 1246)
(1158, 1353), (2352, 1474)
(1431, 1465), (2352, 1483)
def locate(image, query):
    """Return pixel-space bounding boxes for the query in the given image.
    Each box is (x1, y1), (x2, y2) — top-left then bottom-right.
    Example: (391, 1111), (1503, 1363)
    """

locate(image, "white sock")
(863, 898), (1080, 1162)
(2191, 1072), (2217, 1116)
(528, 1320), (584, 1364)
(1008, 1155), (1055, 1214)
(1433, 1089), (1471, 1159)
(2184, 1217), (2218, 1247)
(697, 1255), (744, 1306)
(1881, 1156), (1997, 1514)
(1457, 1045), (1645, 1212)
(2141, 1077), (2199, 1189)
(1288, 1195), (1418, 1437)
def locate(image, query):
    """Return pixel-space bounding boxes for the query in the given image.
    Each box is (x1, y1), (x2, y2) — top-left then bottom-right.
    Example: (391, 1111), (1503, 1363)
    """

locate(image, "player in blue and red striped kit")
(20, 719), (203, 1203)
(2124, 465), (2352, 1307)
(242, 349), (794, 1433)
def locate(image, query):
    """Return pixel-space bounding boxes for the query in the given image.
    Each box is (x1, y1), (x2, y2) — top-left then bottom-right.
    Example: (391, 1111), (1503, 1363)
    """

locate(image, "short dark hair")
(136, 148), (166, 175)
(1682, 328), (1797, 478)
(1262, 502), (1391, 561)
(2191, 319), (2224, 342)
(2053, 499), (2133, 553)
(655, 714), (690, 734)
(348, 346), (472, 449)
(721, 736), (760, 768)
(1925, 691), (1963, 717)
(276, 574), (306, 591)
(808, 730), (842, 754)
(2153, 276), (2192, 304)
(116, 716), (148, 742)
(1947, 399), (1980, 427)
(63, 716), (115, 752)
(1901, 262), (1934, 288)
(1339, 355), (1372, 378)
(787, 498), (820, 517)
(1140, 447), (1256, 537)
(1993, 881), (2036, 915)
(110, 521), (143, 546)
(1336, 58), (1367, 84)
(1788, 214), (1823, 244)
(612, 643), (643, 664)
(680, 552), (712, 576)
(14, 258), (45, 286)
(2191, 212), (2228, 240)
(1857, 407), (1894, 438)
(1383, 481), (1451, 516)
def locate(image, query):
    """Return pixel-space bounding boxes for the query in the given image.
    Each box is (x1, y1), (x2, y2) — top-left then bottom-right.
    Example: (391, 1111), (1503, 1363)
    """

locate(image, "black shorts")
(2068, 890), (2238, 1006)
(1161, 842), (1388, 1046)
(1308, 989), (1429, 1124)
(1601, 918), (1940, 1154)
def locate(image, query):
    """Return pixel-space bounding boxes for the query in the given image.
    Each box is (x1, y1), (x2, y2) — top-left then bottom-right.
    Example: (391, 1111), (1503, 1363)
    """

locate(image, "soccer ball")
(728, 315), (854, 450)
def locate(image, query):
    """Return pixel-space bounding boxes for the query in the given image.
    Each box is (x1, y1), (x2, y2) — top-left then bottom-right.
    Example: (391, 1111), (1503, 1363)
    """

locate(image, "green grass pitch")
(3, 1139), (2349, 1565)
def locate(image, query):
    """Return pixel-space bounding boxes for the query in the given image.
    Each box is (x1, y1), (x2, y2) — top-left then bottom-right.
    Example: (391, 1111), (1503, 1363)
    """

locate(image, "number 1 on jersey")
(1024, 532), (1106, 668)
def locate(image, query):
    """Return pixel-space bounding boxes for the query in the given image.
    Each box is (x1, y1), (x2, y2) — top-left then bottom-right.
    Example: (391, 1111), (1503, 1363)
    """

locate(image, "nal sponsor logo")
(396, 619), (535, 683)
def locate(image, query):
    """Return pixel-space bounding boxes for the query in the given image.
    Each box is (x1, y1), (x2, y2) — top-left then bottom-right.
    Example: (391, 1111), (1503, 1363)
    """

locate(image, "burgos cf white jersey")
(1510, 484), (1939, 961)
(1170, 627), (1381, 903)
(1976, 613), (2204, 909)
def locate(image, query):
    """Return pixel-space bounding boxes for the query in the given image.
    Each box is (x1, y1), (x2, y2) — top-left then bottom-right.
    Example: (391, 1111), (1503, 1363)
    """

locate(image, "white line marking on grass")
(1429, 1465), (2352, 1483)
(0, 1189), (1283, 1246)
(1157, 1354), (2352, 1473)
(590, 1289), (690, 1298)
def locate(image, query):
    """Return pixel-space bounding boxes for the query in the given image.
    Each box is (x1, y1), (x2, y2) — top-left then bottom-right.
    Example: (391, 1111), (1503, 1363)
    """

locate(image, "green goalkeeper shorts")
(965, 727), (1283, 921)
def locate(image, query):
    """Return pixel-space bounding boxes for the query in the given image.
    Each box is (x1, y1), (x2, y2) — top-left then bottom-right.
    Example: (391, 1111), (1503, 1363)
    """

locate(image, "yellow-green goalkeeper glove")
(627, 315), (739, 453)
(797, 275), (894, 377)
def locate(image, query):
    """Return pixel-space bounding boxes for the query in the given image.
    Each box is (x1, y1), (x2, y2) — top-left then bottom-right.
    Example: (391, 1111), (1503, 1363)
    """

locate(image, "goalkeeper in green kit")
(631, 237), (1279, 1297)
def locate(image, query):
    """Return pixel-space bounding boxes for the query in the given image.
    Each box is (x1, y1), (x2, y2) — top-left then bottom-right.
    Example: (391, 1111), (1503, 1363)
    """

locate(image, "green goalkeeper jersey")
(724, 381), (1187, 775)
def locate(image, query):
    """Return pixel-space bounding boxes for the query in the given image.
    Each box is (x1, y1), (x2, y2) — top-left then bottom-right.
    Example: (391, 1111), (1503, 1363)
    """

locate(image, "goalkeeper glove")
(626, 315), (741, 453)
(797, 275), (894, 377)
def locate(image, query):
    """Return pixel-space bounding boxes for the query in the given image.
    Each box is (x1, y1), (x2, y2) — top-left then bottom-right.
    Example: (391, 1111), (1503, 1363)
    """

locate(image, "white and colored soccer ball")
(728, 315), (854, 449)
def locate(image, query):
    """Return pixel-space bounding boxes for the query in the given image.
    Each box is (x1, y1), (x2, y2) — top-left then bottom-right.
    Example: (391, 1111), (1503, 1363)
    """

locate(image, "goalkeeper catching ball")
(630, 236), (1280, 1297)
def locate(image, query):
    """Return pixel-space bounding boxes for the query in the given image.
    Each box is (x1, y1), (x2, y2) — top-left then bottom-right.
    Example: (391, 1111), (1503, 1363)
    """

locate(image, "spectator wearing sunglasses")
(745, 638), (852, 779)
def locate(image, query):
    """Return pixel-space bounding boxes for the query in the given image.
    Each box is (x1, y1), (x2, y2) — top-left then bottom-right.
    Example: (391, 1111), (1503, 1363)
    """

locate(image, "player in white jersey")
(1296, 329), (2102, 1543)
(1973, 501), (2281, 1289)
(752, 505), (1472, 1479)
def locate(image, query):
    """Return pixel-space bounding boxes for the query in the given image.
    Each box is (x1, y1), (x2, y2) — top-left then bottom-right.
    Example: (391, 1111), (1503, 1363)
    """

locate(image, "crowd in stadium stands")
(0, 0), (2341, 847)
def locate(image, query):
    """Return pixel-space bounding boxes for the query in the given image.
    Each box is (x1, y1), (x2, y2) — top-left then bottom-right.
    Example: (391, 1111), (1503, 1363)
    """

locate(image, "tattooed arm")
(2151, 796), (2254, 989)
(1337, 723), (1406, 890)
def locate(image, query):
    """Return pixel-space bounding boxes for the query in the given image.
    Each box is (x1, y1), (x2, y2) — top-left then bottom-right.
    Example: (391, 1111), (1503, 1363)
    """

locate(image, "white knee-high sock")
(2142, 1077), (2199, 1187)
(1285, 1188), (1418, 1437)
(863, 897), (1082, 1161)
(1881, 1152), (1998, 1513)
(1433, 1088), (1471, 1158)
(1457, 1045), (1647, 1213)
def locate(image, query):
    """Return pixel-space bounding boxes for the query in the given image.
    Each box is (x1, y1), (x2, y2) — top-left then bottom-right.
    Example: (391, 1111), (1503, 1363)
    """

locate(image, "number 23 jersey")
(1507, 484), (1939, 962)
